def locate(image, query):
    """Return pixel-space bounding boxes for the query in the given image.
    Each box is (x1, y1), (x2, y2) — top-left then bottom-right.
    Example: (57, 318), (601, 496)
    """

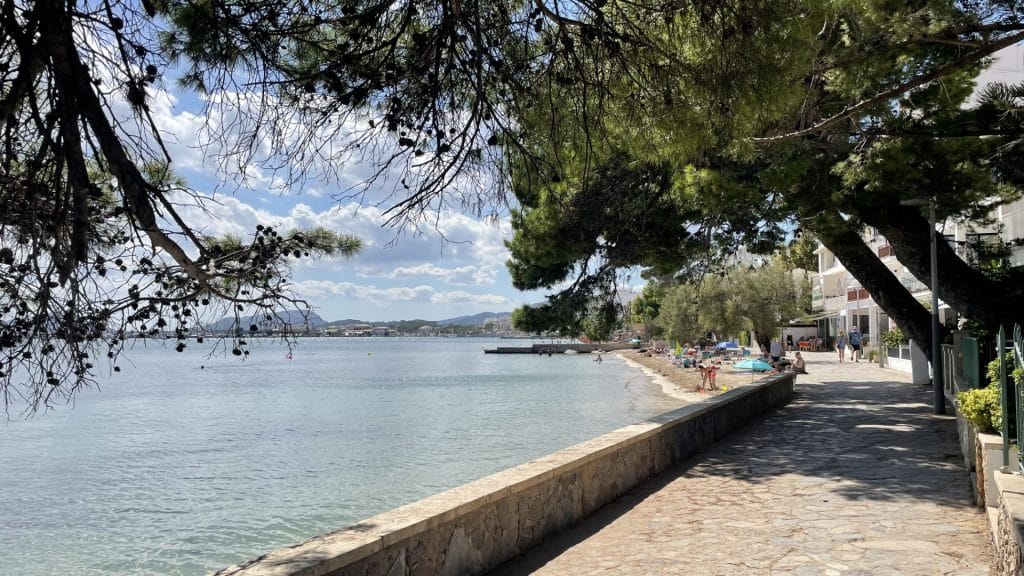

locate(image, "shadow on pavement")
(489, 370), (976, 575)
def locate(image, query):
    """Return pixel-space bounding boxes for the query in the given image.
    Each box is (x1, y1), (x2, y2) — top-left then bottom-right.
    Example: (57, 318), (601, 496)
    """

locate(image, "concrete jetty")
(483, 342), (638, 354)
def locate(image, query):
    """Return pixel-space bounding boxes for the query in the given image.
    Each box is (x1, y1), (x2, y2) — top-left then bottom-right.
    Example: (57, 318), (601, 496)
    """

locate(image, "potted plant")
(879, 328), (908, 367)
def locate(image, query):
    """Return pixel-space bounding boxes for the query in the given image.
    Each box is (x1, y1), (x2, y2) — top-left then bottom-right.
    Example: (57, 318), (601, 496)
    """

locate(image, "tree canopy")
(657, 260), (801, 349)
(502, 1), (1024, 352)
(7, 0), (1024, 412)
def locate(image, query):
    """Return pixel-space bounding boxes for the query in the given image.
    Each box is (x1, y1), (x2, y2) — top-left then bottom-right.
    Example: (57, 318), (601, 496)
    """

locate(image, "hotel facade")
(809, 198), (1024, 348)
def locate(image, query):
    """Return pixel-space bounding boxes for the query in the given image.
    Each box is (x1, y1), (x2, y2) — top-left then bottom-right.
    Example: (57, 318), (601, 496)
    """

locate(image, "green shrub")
(956, 386), (1003, 433)
(987, 351), (1017, 386)
(866, 348), (878, 362)
(880, 328), (908, 349)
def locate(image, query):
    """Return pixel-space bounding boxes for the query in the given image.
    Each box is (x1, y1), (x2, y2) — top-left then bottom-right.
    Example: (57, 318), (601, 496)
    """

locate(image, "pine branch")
(754, 29), (1024, 143)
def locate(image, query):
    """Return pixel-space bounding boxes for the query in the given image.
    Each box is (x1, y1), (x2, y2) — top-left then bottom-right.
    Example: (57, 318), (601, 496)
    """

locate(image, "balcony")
(847, 288), (870, 302)
(898, 273), (928, 293)
(822, 295), (846, 312)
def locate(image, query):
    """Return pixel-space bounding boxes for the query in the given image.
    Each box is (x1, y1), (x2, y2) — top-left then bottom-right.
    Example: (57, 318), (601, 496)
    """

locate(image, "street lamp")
(901, 197), (945, 414)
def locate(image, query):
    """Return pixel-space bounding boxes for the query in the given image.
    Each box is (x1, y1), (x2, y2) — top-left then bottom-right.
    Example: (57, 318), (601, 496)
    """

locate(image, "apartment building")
(810, 202), (1023, 347)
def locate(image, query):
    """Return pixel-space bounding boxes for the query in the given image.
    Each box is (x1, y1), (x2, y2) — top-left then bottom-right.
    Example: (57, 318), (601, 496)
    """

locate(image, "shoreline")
(617, 352), (707, 404)
(616, 350), (760, 404)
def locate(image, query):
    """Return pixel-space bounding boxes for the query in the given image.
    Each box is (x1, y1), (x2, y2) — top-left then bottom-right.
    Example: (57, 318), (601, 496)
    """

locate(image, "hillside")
(435, 312), (511, 326)
(207, 310), (327, 332)
(211, 310), (512, 332)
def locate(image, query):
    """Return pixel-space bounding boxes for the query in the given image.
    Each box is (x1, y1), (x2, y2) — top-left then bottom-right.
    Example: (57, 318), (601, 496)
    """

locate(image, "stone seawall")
(215, 373), (795, 576)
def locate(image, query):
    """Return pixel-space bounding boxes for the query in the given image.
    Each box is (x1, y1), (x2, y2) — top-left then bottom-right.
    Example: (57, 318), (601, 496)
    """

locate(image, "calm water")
(0, 337), (676, 576)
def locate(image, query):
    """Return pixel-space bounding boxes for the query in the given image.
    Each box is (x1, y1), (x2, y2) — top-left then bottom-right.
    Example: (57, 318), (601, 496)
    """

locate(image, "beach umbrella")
(674, 341), (683, 356)
(733, 359), (772, 372)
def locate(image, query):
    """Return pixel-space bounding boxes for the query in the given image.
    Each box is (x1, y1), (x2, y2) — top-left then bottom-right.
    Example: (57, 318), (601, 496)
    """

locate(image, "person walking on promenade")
(769, 337), (784, 365)
(835, 330), (848, 363)
(849, 325), (863, 363)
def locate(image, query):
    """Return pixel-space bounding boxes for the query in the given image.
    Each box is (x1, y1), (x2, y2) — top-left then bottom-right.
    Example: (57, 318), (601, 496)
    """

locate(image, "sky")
(971, 44), (1024, 102)
(141, 81), (564, 323)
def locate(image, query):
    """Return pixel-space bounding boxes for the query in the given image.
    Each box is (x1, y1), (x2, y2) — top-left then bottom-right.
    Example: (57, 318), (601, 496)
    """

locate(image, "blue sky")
(143, 84), (570, 322)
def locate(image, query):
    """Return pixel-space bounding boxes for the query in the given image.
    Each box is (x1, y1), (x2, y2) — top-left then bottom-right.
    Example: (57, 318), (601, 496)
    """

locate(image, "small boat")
(564, 349), (579, 355)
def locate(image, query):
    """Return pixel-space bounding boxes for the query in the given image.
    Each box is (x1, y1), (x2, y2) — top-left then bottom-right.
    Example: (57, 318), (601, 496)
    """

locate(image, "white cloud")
(295, 280), (434, 304)
(375, 263), (497, 286)
(293, 280), (510, 308)
(429, 291), (510, 305)
(104, 66), (523, 321)
(172, 196), (512, 282)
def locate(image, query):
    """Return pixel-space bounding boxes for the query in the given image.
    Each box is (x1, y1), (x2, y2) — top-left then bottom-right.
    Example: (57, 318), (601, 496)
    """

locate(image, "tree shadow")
(689, 379), (973, 506)
(488, 375), (976, 574)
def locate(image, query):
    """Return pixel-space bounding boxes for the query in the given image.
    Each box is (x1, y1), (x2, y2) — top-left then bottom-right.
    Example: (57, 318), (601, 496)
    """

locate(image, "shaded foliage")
(656, 260), (801, 350)
(503, 1), (1024, 348)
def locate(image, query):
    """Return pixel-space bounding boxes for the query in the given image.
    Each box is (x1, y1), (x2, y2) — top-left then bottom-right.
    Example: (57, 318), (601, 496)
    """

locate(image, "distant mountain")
(322, 318), (439, 330)
(214, 311), (511, 331)
(322, 318), (370, 327)
(207, 310), (327, 332)
(436, 312), (511, 326)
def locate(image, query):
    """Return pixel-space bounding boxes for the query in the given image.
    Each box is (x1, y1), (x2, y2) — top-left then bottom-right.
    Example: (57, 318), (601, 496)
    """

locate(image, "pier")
(482, 342), (638, 354)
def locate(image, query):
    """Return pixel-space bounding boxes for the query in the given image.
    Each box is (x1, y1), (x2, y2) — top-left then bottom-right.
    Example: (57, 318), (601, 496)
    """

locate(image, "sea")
(0, 337), (678, 576)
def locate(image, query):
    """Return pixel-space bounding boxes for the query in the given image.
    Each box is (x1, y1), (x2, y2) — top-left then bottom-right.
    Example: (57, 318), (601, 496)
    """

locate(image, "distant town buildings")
(315, 316), (518, 337)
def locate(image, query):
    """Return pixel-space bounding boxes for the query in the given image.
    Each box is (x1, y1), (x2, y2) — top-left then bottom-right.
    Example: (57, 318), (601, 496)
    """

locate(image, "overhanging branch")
(754, 29), (1024, 143)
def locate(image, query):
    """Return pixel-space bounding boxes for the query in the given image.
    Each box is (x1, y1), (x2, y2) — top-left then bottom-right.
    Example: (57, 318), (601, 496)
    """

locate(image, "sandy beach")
(617, 350), (766, 403)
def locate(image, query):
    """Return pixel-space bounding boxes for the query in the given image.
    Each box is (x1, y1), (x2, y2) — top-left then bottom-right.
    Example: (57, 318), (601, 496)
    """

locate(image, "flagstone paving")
(489, 352), (994, 575)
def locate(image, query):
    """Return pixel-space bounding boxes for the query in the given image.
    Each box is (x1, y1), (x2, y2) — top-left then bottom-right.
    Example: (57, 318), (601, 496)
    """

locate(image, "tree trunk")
(863, 203), (1024, 330)
(811, 212), (944, 361)
(754, 332), (771, 354)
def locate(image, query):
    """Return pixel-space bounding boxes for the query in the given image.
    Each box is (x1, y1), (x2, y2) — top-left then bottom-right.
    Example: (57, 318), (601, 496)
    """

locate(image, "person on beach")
(835, 330), (848, 363)
(849, 326), (863, 363)
(769, 338), (784, 364)
(793, 351), (807, 374)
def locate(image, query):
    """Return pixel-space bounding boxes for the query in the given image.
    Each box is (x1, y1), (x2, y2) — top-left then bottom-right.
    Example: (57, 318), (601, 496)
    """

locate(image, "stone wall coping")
(215, 374), (786, 576)
(977, 431), (1003, 450)
(994, 470), (1024, 556)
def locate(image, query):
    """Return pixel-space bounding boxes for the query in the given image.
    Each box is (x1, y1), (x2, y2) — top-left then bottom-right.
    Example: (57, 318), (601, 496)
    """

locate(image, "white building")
(811, 227), (939, 348)
(809, 45), (1024, 346)
(810, 200), (1021, 347)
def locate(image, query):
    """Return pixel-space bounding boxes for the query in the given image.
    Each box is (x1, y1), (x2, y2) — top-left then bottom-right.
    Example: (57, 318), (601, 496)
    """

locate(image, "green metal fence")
(962, 337), (980, 389)
(998, 324), (1024, 470)
(942, 335), (982, 402)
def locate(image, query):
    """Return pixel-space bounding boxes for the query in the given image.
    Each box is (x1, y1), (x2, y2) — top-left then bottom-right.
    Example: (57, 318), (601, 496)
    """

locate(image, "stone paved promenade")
(490, 352), (994, 575)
